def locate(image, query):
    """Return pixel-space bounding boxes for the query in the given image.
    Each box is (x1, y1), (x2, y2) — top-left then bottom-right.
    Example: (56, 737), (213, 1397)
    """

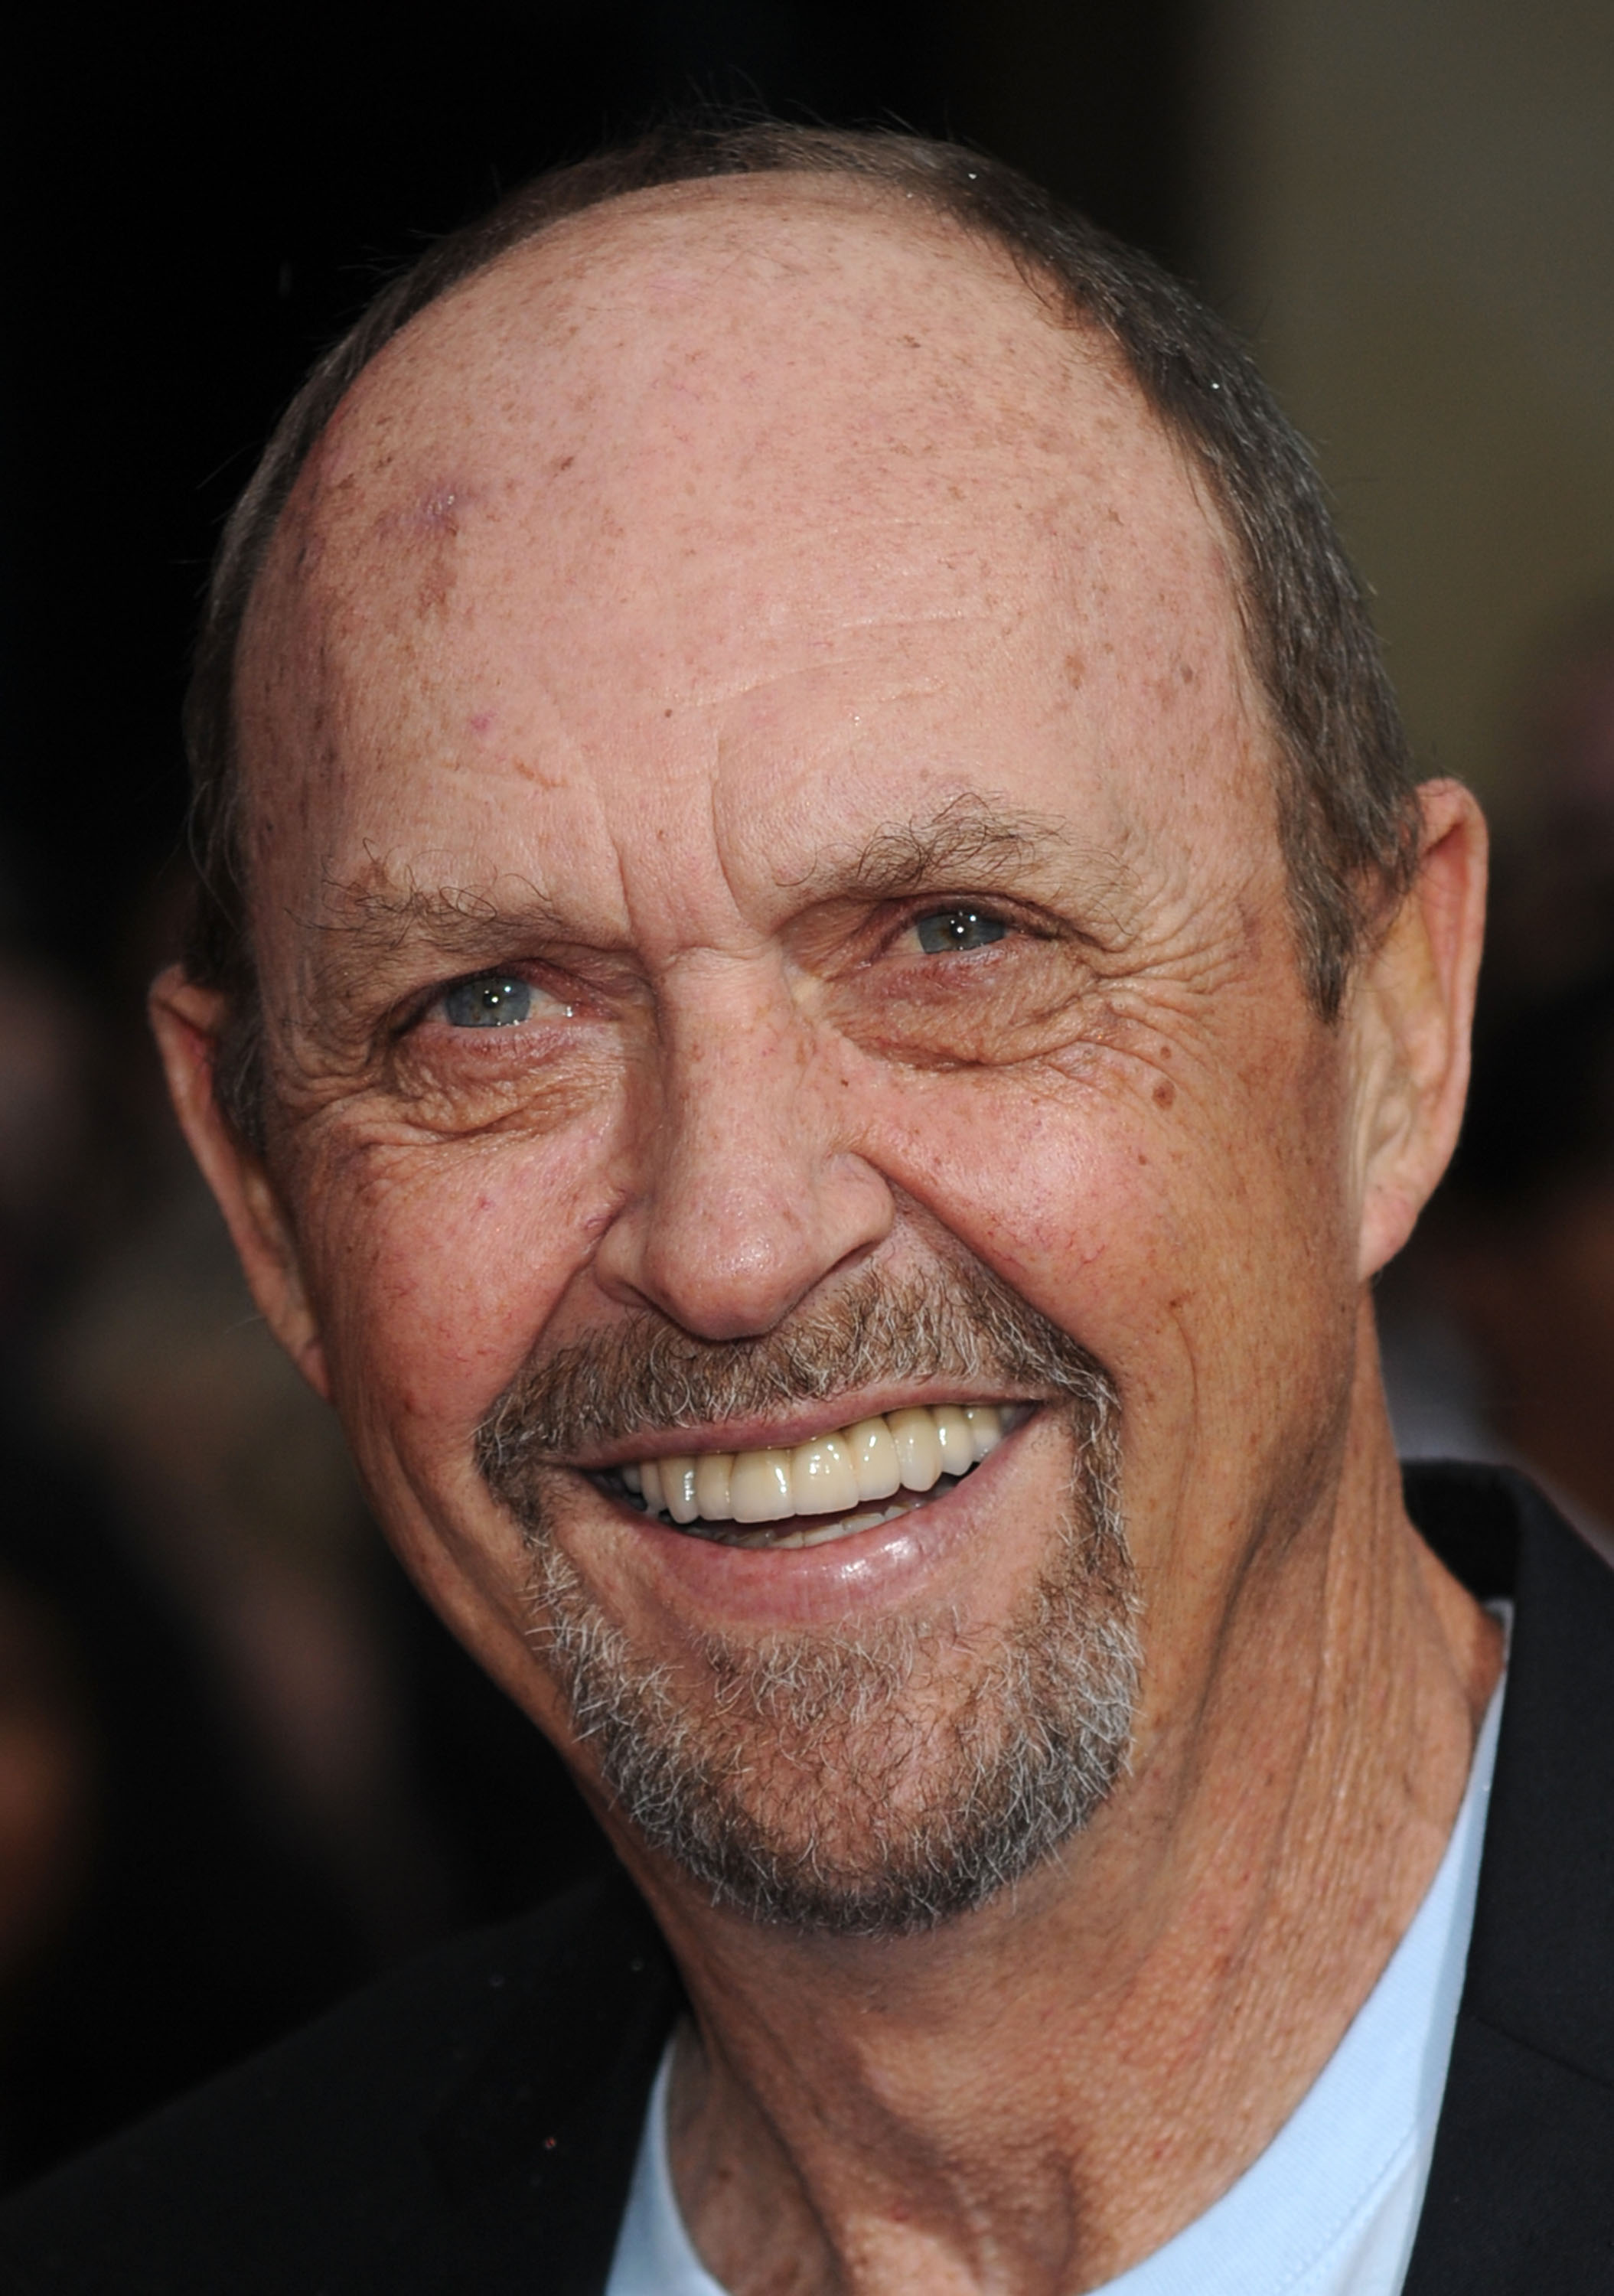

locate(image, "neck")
(617, 1350), (1502, 2296)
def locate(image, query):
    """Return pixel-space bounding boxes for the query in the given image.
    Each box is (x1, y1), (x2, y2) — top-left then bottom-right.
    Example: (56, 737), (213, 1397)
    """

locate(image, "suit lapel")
(1404, 1465), (1614, 2291)
(422, 1870), (680, 2296)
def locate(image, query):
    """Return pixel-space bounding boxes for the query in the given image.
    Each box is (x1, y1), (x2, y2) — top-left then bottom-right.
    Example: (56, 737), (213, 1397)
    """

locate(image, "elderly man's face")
(201, 184), (1381, 1926)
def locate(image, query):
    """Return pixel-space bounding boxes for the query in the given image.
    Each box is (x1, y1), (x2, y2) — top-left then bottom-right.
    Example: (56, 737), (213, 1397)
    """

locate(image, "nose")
(592, 957), (894, 1340)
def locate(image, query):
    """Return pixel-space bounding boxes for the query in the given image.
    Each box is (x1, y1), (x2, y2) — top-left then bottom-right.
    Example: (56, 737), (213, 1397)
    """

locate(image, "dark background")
(5, 0), (1197, 993)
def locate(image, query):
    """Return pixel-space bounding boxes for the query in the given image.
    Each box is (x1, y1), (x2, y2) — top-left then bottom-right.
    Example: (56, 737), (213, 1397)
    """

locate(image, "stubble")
(478, 1260), (1140, 1936)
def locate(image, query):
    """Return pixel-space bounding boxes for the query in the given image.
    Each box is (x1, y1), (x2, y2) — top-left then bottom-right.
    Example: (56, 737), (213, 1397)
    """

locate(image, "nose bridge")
(597, 950), (892, 1339)
(667, 950), (806, 1138)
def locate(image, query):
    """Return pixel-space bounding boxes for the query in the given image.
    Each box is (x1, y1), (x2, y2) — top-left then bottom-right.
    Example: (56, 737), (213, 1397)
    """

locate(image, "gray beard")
(477, 1262), (1140, 1938)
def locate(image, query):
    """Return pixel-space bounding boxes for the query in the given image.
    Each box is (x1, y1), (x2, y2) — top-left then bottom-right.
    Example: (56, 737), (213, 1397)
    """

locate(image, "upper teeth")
(620, 1404), (1004, 1528)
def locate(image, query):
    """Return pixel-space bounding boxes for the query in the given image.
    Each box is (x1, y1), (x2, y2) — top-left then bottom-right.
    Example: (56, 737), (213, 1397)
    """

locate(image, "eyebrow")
(814, 801), (1076, 900)
(300, 872), (575, 1014)
(297, 796), (1127, 1016)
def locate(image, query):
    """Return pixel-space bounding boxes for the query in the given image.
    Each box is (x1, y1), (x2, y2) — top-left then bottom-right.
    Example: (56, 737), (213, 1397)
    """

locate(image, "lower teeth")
(732, 1498), (915, 1550)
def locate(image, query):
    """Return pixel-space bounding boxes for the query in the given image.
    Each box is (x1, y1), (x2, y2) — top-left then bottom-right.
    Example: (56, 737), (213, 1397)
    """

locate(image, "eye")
(911, 908), (1010, 956)
(437, 974), (546, 1029)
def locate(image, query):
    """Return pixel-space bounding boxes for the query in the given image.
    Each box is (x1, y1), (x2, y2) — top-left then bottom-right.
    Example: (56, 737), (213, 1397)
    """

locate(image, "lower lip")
(595, 1419), (1034, 1629)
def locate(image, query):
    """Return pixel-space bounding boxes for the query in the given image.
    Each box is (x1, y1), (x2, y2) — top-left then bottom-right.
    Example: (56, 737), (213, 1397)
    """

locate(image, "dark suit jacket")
(2, 1463), (1610, 2292)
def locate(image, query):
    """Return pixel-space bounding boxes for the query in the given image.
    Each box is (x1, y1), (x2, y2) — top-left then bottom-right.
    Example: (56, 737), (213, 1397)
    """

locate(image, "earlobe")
(1353, 781), (1488, 1280)
(148, 964), (332, 1401)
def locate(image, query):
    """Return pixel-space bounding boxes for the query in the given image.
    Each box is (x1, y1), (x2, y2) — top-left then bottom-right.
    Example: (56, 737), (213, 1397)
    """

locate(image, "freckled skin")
(156, 180), (1497, 2295)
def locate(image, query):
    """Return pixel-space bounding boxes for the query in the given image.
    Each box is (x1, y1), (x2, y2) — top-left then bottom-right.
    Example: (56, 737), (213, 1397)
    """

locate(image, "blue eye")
(441, 975), (535, 1028)
(913, 908), (1009, 955)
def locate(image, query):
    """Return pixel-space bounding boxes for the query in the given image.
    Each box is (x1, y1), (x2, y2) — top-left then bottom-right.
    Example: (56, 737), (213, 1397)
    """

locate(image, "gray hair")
(181, 119), (1419, 1142)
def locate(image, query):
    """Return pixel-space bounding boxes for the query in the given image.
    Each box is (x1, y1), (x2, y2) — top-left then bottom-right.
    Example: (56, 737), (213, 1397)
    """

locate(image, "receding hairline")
(267, 163), (1134, 550)
(427, 160), (1059, 288)
(243, 161), (1228, 801)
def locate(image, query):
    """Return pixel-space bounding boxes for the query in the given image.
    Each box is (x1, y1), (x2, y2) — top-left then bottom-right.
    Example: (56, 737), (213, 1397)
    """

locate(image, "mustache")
(474, 1256), (1119, 1483)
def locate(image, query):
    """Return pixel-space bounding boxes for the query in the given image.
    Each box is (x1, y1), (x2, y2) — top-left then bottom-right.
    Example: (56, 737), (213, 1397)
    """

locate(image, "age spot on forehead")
(409, 484), (463, 530)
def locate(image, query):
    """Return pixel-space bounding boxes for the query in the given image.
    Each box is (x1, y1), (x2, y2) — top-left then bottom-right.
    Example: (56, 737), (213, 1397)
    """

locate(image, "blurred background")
(2, 0), (1612, 2190)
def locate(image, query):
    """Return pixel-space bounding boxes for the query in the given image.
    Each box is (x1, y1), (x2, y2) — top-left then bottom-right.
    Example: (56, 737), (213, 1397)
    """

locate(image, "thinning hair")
(181, 119), (1420, 1142)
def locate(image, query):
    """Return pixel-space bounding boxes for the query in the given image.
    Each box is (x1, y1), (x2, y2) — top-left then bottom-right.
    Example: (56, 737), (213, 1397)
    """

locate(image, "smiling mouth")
(593, 1402), (1029, 1550)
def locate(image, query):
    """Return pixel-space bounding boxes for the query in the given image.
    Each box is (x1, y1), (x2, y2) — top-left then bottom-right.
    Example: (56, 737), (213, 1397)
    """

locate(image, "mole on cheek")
(1153, 1077), (1176, 1110)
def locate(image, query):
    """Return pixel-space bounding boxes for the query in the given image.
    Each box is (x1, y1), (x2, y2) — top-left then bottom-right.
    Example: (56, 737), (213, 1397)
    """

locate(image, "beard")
(475, 1258), (1140, 1938)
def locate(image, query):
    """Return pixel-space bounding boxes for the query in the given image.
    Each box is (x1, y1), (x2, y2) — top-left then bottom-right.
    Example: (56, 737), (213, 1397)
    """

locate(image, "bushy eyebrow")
(819, 801), (1071, 899)
(301, 872), (573, 1013)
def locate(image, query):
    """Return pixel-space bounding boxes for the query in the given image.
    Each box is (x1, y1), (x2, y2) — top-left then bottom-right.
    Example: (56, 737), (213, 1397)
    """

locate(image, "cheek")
(289, 1115), (619, 1475)
(858, 1042), (1356, 1416)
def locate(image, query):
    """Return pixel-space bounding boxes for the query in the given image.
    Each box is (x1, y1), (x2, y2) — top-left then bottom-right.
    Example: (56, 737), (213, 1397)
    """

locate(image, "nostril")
(592, 1123), (895, 1339)
(636, 1227), (843, 1342)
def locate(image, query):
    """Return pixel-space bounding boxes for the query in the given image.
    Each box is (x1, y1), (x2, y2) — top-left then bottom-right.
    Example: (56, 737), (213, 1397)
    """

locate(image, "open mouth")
(594, 1402), (1030, 1550)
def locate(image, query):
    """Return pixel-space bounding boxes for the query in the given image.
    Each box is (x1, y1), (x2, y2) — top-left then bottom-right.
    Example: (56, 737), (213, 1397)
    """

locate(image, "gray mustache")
(475, 1260), (1117, 1480)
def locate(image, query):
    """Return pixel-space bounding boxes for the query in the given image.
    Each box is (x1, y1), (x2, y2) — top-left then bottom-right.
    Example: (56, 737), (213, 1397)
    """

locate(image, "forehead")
(238, 178), (1269, 947)
(278, 178), (1151, 555)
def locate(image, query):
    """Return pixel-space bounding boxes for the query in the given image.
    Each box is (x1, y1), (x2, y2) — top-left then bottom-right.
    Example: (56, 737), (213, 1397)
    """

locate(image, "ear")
(148, 965), (332, 1400)
(1351, 780), (1488, 1280)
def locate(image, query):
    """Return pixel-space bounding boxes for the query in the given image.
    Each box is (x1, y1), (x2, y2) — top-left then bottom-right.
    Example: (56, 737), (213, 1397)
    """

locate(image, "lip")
(556, 1381), (1041, 1473)
(571, 1405), (1054, 1630)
